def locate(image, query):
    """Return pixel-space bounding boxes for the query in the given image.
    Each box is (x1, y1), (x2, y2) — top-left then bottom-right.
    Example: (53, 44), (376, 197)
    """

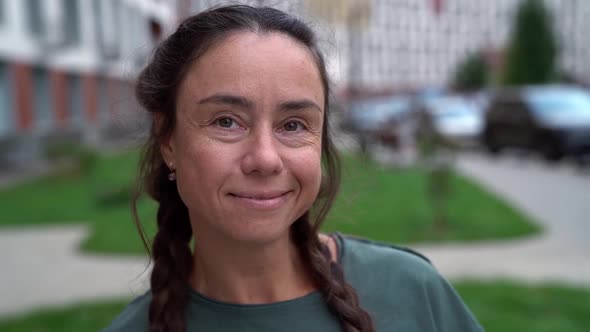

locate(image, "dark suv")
(482, 85), (590, 161)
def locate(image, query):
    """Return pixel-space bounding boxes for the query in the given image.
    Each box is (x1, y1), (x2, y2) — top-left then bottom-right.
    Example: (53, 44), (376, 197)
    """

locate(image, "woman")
(105, 5), (483, 332)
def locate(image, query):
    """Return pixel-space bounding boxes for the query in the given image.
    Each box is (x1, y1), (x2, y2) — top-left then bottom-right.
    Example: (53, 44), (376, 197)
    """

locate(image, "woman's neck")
(189, 230), (317, 304)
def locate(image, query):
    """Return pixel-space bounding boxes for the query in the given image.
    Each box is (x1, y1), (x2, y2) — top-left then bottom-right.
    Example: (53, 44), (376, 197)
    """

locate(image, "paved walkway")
(361, 145), (590, 286)
(0, 225), (150, 318)
(414, 153), (590, 286)
(1, 150), (589, 318)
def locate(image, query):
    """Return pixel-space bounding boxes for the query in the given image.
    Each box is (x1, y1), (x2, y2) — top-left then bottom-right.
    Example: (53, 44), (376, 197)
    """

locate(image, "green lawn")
(0, 150), (539, 254)
(0, 149), (157, 254)
(324, 154), (539, 244)
(1, 281), (588, 332)
(455, 281), (590, 332)
(0, 299), (129, 332)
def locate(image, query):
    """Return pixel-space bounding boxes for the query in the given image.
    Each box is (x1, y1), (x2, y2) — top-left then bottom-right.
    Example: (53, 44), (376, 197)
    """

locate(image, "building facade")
(310, 0), (590, 93)
(3, 0), (584, 162)
(186, 0), (590, 95)
(0, 0), (177, 166)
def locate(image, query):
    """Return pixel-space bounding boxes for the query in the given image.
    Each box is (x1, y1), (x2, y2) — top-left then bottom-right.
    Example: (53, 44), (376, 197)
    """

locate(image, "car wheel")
(540, 141), (564, 162)
(483, 130), (501, 154)
(575, 154), (590, 168)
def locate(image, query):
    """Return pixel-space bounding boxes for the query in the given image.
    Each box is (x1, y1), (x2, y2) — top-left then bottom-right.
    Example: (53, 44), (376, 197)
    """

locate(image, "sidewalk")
(0, 225), (149, 318)
(415, 153), (590, 286)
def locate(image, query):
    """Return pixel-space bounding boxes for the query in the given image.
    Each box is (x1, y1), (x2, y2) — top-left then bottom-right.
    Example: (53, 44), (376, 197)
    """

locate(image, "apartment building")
(0, 0), (177, 166)
(3, 0), (581, 155)
(315, 0), (589, 92)
(185, 0), (590, 94)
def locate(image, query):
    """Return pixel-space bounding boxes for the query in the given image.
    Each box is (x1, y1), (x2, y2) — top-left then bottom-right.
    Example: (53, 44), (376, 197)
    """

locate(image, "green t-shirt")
(103, 234), (483, 331)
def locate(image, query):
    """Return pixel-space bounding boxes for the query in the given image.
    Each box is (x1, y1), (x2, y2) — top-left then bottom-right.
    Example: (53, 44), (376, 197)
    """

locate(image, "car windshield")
(429, 99), (475, 118)
(349, 97), (411, 130)
(352, 98), (410, 119)
(527, 89), (590, 116)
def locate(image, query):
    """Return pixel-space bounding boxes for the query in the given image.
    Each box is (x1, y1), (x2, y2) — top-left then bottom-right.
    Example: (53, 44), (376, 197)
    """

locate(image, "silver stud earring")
(168, 163), (176, 181)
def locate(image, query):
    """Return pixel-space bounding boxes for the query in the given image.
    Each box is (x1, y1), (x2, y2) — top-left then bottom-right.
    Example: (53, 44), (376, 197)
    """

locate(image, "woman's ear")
(155, 113), (176, 168)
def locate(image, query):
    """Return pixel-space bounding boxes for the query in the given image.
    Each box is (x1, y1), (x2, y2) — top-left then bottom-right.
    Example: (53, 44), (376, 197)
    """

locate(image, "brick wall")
(11, 63), (34, 132)
(50, 69), (68, 128)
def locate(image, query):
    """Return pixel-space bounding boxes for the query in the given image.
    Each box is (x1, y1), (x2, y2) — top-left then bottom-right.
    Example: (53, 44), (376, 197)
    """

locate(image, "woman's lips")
(228, 191), (291, 210)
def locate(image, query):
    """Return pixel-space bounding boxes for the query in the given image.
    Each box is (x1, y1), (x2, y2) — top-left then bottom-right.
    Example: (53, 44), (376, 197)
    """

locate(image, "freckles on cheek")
(177, 137), (243, 182)
(292, 150), (323, 187)
(173, 133), (210, 176)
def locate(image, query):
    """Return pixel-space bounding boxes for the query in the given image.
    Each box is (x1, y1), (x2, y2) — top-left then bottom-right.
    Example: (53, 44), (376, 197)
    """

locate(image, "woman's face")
(162, 32), (325, 244)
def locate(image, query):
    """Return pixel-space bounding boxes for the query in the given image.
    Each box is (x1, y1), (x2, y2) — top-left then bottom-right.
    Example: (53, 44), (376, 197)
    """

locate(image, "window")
(67, 73), (83, 128)
(93, 0), (105, 49)
(96, 0), (121, 59)
(97, 76), (109, 125)
(32, 67), (53, 131)
(0, 0), (5, 25)
(0, 62), (14, 136)
(63, 0), (81, 45)
(26, 0), (43, 37)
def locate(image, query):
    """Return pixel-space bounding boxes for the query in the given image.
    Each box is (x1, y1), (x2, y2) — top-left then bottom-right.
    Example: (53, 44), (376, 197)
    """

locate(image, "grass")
(455, 281), (590, 332)
(0, 149), (157, 254)
(1, 281), (588, 332)
(0, 299), (129, 332)
(324, 154), (539, 244)
(0, 150), (539, 254)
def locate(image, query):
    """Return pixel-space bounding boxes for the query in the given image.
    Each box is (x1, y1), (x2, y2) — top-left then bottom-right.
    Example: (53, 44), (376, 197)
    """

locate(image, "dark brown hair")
(132, 5), (375, 332)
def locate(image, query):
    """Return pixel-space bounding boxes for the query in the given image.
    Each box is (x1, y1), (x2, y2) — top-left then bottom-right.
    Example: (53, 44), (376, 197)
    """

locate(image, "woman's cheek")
(296, 148), (323, 191)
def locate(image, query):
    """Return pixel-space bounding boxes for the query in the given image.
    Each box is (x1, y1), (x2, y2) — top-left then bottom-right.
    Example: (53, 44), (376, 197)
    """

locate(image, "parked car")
(482, 85), (590, 161)
(342, 96), (414, 149)
(422, 96), (484, 148)
(343, 96), (411, 132)
(467, 90), (492, 115)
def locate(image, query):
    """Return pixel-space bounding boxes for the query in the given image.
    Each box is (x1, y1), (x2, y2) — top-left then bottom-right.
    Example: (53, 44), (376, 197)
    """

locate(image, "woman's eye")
(283, 121), (304, 132)
(216, 117), (236, 128)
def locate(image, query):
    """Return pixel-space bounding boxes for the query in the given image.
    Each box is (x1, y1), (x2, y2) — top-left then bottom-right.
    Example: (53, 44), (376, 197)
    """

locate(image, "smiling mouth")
(229, 191), (290, 200)
(228, 191), (292, 210)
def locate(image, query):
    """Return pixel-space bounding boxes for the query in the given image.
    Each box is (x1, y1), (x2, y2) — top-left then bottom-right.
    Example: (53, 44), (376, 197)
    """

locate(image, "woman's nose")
(240, 127), (284, 176)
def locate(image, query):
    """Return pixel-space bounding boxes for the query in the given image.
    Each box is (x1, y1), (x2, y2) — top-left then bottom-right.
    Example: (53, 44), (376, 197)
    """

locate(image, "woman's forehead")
(177, 32), (325, 109)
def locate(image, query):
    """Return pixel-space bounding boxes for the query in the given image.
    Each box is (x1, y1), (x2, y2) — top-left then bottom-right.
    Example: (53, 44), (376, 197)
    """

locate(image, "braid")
(292, 216), (375, 332)
(148, 165), (193, 332)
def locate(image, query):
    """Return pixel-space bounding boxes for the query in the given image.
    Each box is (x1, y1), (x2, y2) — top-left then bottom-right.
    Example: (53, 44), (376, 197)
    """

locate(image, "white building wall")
(46, 0), (101, 73)
(0, 0), (177, 77)
(10, 0), (573, 92)
(0, 0), (43, 63)
(322, 0), (590, 91)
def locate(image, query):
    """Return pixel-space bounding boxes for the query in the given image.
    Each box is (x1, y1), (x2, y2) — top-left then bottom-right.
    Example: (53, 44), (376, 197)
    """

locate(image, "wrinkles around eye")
(276, 122), (321, 147)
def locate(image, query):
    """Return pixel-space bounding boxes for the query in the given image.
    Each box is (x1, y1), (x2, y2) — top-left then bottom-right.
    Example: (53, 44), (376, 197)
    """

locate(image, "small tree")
(416, 110), (457, 233)
(503, 0), (559, 85)
(452, 52), (489, 92)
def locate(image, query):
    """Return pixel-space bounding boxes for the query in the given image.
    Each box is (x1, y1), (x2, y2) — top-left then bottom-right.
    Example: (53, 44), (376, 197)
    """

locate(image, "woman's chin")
(220, 220), (294, 246)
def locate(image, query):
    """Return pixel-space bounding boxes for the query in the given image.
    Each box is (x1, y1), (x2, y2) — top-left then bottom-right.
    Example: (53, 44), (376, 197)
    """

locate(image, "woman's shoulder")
(336, 234), (435, 283)
(336, 234), (483, 331)
(101, 291), (151, 332)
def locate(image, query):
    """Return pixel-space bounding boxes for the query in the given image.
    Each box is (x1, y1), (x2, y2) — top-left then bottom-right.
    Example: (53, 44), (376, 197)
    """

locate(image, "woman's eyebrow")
(197, 94), (321, 113)
(279, 99), (322, 113)
(198, 94), (253, 109)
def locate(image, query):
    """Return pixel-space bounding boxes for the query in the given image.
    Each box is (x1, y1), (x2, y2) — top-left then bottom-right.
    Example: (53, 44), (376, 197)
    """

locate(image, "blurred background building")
(1, 0), (589, 166)
(186, 0), (590, 94)
(0, 0), (176, 167)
